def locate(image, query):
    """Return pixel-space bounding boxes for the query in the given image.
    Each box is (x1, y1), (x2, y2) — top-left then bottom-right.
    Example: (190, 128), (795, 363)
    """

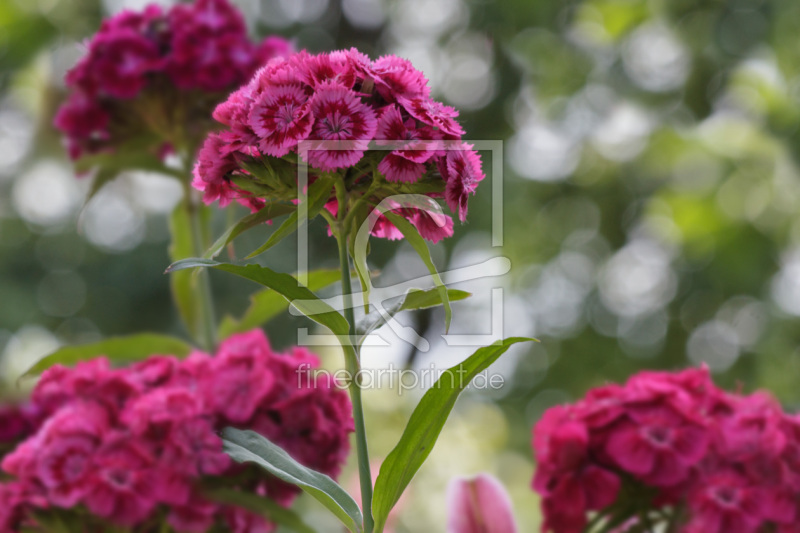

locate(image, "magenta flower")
(83, 439), (157, 526)
(55, 0), (291, 161)
(447, 474), (518, 533)
(0, 330), (352, 531)
(306, 82), (378, 170)
(248, 83), (314, 157)
(195, 48), (485, 243)
(531, 366), (800, 533)
(684, 469), (767, 533)
(442, 145), (485, 223)
(605, 407), (709, 487)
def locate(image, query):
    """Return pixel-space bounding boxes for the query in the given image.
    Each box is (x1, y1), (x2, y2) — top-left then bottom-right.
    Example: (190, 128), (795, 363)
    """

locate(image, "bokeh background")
(2, 0), (800, 529)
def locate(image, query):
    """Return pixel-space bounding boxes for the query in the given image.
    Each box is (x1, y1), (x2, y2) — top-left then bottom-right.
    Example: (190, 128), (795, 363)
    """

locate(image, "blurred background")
(2, 0), (800, 529)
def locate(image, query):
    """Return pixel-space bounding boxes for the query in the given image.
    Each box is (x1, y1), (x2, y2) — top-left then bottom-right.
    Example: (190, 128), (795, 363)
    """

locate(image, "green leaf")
(169, 203), (200, 339)
(205, 487), (317, 533)
(204, 203), (296, 260)
(371, 337), (535, 532)
(218, 269), (341, 339)
(246, 176), (335, 259)
(166, 259), (350, 337)
(383, 212), (452, 332)
(20, 334), (193, 378)
(356, 288), (471, 341)
(348, 201), (374, 313)
(222, 428), (363, 533)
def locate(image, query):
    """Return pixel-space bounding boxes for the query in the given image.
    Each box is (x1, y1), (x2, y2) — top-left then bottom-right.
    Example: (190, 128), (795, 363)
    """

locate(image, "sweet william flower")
(55, 0), (291, 162)
(1, 330), (352, 531)
(306, 81), (378, 170)
(248, 82), (314, 157)
(447, 474), (518, 533)
(194, 49), (485, 243)
(604, 407), (709, 487)
(531, 366), (800, 533)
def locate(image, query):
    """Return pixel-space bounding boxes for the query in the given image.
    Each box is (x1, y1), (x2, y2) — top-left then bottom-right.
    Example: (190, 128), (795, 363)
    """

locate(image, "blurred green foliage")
(4, 0), (800, 525)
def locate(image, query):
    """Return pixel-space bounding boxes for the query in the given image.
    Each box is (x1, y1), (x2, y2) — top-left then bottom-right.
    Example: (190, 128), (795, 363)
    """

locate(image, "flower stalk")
(335, 180), (375, 533)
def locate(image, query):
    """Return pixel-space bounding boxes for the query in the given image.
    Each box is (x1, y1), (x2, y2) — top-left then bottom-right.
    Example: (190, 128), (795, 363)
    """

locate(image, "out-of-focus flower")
(447, 473), (518, 533)
(54, 0), (291, 164)
(531, 366), (800, 532)
(0, 330), (352, 532)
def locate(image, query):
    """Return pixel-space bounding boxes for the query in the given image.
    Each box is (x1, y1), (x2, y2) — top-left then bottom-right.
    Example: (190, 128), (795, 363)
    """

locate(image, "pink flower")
(248, 83), (314, 157)
(412, 210), (454, 243)
(376, 104), (440, 183)
(83, 439), (157, 526)
(684, 469), (767, 533)
(165, 417), (230, 477)
(306, 82), (378, 170)
(226, 506), (276, 533)
(532, 406), (620, 533)
(370, 55), (431, 102)
(447, 474), (518, 533)
(168, 494), (219, 533)
(192, 132), (241, 206)
(123, 386), (203, 436)
(0, 403), (40, 444)
(207, 330), (277, 423)
(713, 392), (787, 461)
(56, 0), (291, 161)
(399, 96), (464, 136)
(604, 406), (709, 487)
(441, 145), (485, 222)
(0, 482), (43, 533)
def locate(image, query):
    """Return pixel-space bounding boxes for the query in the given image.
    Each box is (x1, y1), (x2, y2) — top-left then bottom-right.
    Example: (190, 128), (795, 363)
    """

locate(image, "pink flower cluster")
(0, 330), (352, 533)
(532, 367), (800, 533)
(193, 49), (485, 242)
(54, 0), (291, 159)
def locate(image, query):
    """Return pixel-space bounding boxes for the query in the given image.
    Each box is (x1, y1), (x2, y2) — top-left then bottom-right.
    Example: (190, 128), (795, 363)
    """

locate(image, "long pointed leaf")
(371, 337), (535, 532)
(217, 269), (341, 339)
(166, 259), (350, 337)
(246, 177), (334, 259)
(222, 428), (363, 533)
(20, 334), (193, 378)
(356, 288), (471, 341)
(383, 212), (452, 332)
(204, 203), (296, 259)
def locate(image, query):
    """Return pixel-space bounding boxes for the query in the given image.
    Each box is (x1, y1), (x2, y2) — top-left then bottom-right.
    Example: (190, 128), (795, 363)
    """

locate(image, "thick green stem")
(336, 181), (374, 533)
(184, 181), (217, 352)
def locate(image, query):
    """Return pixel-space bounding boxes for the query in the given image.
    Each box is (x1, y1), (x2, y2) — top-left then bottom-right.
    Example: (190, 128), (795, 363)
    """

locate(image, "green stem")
(183, 180), (217, 352)
(335, 180), (374, 533)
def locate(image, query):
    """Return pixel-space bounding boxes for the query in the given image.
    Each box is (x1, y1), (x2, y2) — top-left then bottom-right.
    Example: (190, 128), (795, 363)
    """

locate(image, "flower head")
(0, 330), (352, 530)
(55, 0), (291, 161)
(194, 49), (484, 243)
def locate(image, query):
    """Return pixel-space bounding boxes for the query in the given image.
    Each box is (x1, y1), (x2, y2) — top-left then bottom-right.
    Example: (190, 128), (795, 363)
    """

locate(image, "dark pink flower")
(447, 474), (518, 533)
(370, 55), (431, 101)
(83, 439), (157, 526)
(207, 330), (277, 423)
(306, 82), (378, 170)
(684, 469), (767, 533)
(248, 83), (314, 157)
(399, 96), (464, 136)
(441, 145), (485, 222)
(413, 210), (454, 243)
(605, 407), (708, 487)
(168, 494), (219, 533)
